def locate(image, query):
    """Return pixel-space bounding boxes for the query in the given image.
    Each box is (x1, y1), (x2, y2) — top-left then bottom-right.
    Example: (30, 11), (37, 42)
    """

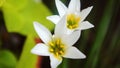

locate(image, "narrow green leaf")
(85, 0), (115, 68)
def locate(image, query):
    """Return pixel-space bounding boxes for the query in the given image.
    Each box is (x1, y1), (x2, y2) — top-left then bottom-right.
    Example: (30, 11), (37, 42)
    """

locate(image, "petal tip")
(79, 53), (86, 59)
(30, 47), (36, 55)
(82, 54), (86, 59)
(90, 6), (93, 9)
(87, 6), (93, 10)
(33, 21), (39, 24)
(86, 6), (93, 12)
(33, 21), (40, 27)
(92, 25), (94, 28)
(90, 23), (94, 28)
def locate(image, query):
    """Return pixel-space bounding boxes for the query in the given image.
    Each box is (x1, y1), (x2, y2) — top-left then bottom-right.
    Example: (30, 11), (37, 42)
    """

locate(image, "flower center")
(48, 39), (65, 58)
(66, 14), (80, 29)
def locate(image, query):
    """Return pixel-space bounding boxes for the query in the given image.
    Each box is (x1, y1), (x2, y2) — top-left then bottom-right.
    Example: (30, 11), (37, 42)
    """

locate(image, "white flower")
(31, 21), (86, 68)
(47, 0), (94, 34)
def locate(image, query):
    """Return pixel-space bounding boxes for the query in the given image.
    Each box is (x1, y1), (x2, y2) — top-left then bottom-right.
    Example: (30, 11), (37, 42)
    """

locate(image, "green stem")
(62, 59), (68, 68)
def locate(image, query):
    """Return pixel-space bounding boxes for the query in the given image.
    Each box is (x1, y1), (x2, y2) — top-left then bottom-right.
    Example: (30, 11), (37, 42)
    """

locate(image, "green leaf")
(16, 35), (37, 68)
(1, 0), (54, 68)
(1, 0), (27, 9)
(0, 50), (17, 68)
(85, 0), (115, 68)
(2, 0), (54, 36)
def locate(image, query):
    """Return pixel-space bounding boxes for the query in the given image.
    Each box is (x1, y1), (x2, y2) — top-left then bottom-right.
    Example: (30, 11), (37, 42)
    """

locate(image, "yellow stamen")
(56, 39), (60, 45)
(56, 52), (59, 57)
(49, 42), (54, 46)
(60, 45), (64, 48)
(48, 38), (65, 59)
(67, 14), (80, 29)
(49, 49), (54, 52)
(59, 51), (64, 54)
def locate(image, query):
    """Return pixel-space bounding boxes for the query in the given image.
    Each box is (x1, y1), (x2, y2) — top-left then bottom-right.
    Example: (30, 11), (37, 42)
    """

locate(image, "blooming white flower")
(31, 21), (86, 68)
(47, 0), (94, 34)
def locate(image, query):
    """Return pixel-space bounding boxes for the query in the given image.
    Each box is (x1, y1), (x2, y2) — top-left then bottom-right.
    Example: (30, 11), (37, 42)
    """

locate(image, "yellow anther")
(59, 51), (64, 54)
(48, 38), (65, 59)
(49, 42), (54, 46)
(60, 45), (64, 48)
(55, 52), (59, 57)
(69, 25), (73, 29)
(56, 39), (60, 45)
(73, 24), (78, 28)
(50, 49), (54, 52)
(67, 14), (80, 29)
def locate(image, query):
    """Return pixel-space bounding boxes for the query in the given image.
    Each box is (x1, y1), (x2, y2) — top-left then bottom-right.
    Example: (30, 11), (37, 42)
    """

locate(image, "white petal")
(31, 43), (50, 56)
(76, 0), (81, 11)
(68, 0), (80, 12)
(55, 0), (67, 17)
(46, 15), (60, 24)
(33, 21), (52, 44)
(80, 6), (93, 22)
(62, 30), (81, 46)
(55, 15), (66, 37)
(65, 27), (74, 35)
(63, 47), (86, 59)
(50, 55), (62, 68)
(79, 21), (94, 30)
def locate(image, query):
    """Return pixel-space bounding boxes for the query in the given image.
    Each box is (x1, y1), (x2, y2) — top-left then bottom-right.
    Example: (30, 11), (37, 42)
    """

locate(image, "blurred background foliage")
(0, 0), (120, 68)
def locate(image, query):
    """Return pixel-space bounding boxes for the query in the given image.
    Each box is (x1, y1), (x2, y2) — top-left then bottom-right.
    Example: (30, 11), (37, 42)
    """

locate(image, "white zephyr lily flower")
(47, 0), (94, 34)
(31, 21), (86, 68)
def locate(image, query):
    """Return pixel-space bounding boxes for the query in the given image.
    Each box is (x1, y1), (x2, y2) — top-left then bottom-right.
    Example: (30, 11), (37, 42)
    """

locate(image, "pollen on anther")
(49, 42), (54, 46)
(59, 51), (64, 54)
(50, 49), (54, 52)
(48, 38), (65, 58)
(67, 14), (80, 29)
(56, 39), (60, 45)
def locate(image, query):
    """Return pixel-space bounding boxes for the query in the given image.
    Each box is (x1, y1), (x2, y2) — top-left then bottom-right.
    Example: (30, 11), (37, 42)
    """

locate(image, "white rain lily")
(31, 21), (86, 68)
(47, 0), (94, 34)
